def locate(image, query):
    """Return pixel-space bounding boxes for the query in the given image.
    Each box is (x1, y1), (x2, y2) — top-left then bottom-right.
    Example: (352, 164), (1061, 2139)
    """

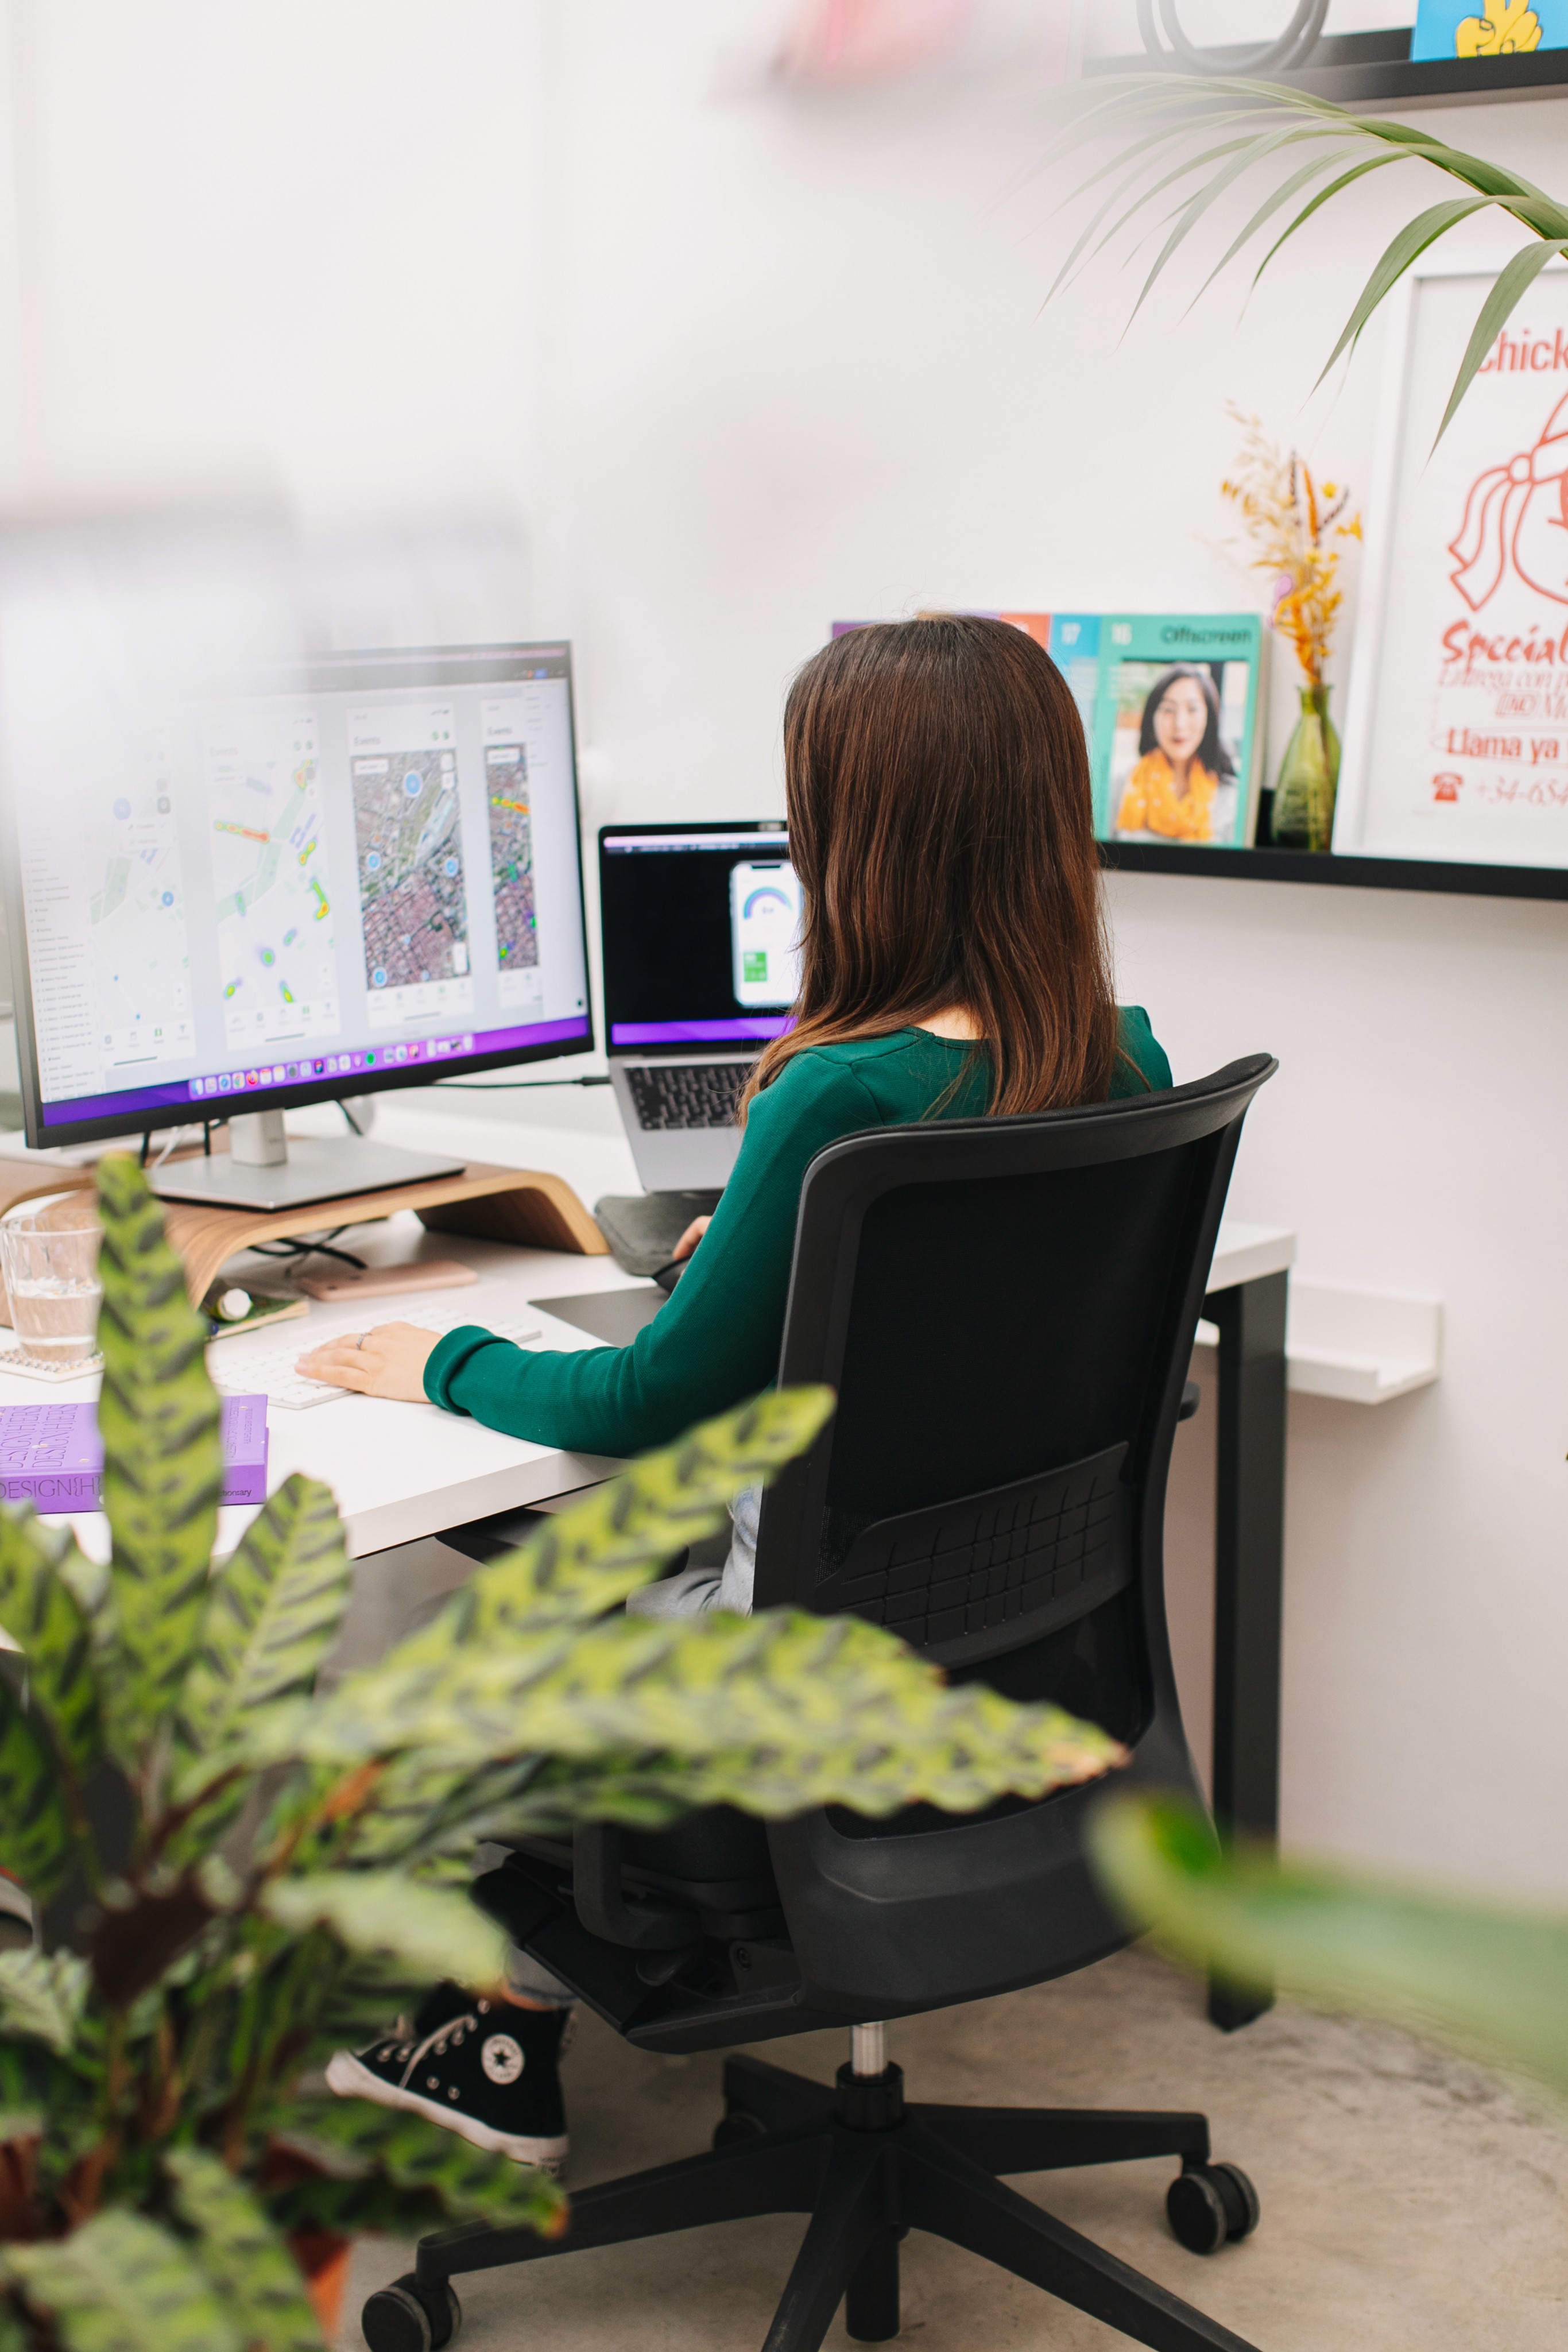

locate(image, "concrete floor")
(343, 1946), (1567, 2352)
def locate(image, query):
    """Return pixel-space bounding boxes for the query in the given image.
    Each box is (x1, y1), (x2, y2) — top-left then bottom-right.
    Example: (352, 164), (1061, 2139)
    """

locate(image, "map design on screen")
(353, 746), (470, 994)
(204, 710), (339, 1051)
(485, 742), (539, 974)
(84, 737), (193, 1070)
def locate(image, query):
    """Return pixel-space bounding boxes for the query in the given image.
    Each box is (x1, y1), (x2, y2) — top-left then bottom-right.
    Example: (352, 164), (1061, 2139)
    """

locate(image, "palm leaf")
(279, 2097), (564, 2232)
(1190, 141), (1362, 304)
(1248, 148), (1414, 290)
(1317, 195), (1496, 379)
(175, 1476), (349, 1766)
(1090, 1796), (1568, 2103)
(0, 1509), (104, 1781)
(0, 1674), (78, 1903)
(3, 2210), (243, 2352)
(1045, 74), (1568, 435)
(94, 1158), (223, 1769)
(1437, 235), (1568, 443)
(162, 2149), (324, 2352)
(1129, 122), (1352, 324)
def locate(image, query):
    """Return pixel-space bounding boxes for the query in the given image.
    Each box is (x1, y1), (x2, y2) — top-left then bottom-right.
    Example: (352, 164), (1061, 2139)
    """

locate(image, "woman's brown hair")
(742, 614), (1123, 1119)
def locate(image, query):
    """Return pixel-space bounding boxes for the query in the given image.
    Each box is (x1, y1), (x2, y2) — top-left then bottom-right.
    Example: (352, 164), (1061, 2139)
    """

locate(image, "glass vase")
(1269, 685), (1341, 852)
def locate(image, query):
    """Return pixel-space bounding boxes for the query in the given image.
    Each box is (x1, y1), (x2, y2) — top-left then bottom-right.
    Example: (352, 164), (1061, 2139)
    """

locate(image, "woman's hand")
(295, 1321), (443, 1401)
(672, 1215), (711, 1262)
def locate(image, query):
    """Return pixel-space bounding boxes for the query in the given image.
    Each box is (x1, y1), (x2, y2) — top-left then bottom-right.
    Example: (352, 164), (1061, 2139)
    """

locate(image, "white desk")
(0, 1192), (1293, 1564)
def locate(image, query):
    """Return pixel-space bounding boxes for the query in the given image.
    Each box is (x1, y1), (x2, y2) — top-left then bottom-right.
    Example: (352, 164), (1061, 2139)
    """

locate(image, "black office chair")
(364, 1054), (1277, 2352)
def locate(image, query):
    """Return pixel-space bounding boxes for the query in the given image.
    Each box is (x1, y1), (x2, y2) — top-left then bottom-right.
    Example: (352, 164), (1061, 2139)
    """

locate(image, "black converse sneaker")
(325, 1994), (568, 2173)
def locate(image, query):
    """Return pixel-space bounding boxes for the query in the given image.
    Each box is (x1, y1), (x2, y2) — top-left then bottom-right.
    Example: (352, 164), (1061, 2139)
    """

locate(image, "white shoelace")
(392, 2009), (480, 2091)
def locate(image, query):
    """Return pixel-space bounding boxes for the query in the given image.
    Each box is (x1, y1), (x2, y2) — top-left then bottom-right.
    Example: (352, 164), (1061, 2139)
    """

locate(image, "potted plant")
(0, 1158), (1120, 2352)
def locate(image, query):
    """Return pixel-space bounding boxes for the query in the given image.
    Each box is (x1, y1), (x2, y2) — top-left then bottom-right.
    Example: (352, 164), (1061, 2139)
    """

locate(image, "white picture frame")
(1335, 253), (1568, 871)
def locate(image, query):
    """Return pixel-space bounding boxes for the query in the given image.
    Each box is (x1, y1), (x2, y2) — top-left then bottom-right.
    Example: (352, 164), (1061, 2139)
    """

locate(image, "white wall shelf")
(1197, 1280), (1442, 1406)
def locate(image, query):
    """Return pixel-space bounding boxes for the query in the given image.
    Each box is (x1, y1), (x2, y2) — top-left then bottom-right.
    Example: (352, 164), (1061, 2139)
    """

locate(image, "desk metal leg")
(1203, 1269), (1287, 2032)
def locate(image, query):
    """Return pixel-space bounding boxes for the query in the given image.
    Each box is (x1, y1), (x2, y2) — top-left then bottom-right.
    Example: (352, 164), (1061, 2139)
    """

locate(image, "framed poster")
(1336, 260), (1568, 868)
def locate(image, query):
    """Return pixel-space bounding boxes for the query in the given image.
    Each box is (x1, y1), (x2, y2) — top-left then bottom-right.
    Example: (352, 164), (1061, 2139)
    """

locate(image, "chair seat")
(510, 1804), (777, 1911)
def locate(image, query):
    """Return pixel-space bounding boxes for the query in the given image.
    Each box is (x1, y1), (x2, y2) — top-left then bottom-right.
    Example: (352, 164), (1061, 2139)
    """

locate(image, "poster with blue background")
(1414, 1), (1568, 59)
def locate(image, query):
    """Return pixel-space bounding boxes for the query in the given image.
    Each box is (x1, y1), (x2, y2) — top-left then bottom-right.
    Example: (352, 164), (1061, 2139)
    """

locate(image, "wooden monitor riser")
(0, 1156), (606, 1321)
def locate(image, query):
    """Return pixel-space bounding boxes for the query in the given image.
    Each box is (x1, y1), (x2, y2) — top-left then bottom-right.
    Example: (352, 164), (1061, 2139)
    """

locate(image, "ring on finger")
(354, 1332), (367, 1351)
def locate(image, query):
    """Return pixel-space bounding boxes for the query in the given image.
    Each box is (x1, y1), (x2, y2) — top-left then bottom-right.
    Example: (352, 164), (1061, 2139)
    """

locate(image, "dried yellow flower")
(1220, 406), (1360, 691)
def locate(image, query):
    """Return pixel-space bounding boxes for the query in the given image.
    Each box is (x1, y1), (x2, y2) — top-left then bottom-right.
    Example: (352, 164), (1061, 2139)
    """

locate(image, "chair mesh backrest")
(753, 1060), (1274, 1692)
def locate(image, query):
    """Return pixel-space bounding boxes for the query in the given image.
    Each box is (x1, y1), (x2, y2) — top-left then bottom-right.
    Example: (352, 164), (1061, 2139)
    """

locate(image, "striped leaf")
(175, 1477), (349, 1767)
(261, 2171), (495, 2242)
(162, 2149), (323, 2352)
(278, 2098), (564, 2233)
(391, 1384), (837, 1665)
(94, 1158), (223, 1766)
(0, 1508), (104, 1780)
(0, 1676), (76, 1904)
(0, 1951), (89, 2052)
(4, 2211), (243, 2352)
(335, 1751), (543, 1868)
(260, 1871), (505, 1987)
(285, 1603), (1125, 1824)
(1090, 1795), (1568, 2103)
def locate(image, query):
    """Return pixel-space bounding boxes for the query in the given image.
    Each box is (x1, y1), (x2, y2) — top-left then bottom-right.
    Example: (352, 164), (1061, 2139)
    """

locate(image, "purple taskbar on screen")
(40, 1015), (594, 1130)
(610, 1017), (792, 1047)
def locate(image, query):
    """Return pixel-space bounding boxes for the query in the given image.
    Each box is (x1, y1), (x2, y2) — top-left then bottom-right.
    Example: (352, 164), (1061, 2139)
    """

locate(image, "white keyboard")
(210, 1312), (544, 1411)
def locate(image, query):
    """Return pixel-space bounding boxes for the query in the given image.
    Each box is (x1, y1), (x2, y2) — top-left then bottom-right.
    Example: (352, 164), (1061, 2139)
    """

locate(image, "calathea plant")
(0, 1156), (1122, 2352)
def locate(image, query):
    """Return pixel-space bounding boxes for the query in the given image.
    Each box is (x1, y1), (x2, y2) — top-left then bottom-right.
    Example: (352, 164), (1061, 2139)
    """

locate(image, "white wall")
(6, 1), (1565, 1895)
(528, 4), (1568, 1901)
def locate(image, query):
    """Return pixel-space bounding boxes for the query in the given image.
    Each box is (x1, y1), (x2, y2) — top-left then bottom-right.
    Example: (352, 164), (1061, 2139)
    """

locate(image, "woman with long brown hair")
(306, 614), (1171, 2168)
(301, 614), (1170, 1488)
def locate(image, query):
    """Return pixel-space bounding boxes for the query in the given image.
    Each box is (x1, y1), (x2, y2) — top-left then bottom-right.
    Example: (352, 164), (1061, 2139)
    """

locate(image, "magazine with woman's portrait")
(1091, 614), (1267, 850)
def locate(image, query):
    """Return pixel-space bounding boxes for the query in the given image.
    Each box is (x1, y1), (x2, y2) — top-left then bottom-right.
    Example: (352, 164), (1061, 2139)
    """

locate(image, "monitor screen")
(599, 822), (800, 1051)
(4, 641), (593, 1145)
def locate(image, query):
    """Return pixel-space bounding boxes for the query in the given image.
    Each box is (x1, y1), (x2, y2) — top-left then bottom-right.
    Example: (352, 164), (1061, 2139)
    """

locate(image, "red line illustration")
(1450, 390), (1568, 610)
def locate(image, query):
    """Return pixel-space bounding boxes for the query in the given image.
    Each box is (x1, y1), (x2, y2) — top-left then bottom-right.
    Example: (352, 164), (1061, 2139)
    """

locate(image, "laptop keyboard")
(0, 1404), (79, 1471)
(625, 1062), (746, 1131)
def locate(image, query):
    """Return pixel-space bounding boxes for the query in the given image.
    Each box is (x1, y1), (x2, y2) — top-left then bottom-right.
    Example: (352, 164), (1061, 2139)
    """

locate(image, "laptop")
(595, 819), (799, 1272)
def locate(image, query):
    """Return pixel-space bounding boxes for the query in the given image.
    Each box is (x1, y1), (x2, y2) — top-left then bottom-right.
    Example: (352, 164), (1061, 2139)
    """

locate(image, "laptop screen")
(599, 821), (800, 1051)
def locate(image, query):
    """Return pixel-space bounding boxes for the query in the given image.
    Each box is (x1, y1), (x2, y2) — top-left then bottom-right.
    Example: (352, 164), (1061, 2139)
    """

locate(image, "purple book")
(0, 1396), (269, 1513)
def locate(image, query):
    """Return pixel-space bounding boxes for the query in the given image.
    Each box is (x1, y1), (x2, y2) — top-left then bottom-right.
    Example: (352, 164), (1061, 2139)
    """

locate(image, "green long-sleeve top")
(424, 1012), (1172, 1457)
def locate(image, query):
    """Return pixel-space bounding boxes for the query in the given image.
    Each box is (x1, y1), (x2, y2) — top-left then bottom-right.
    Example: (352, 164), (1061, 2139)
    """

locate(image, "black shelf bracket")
(1090, 26), (1568, 111)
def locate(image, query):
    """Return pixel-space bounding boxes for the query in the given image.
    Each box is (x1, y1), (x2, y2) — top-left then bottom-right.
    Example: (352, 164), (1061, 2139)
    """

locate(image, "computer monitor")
(598, 820), (799, 1053)
(3, 636), (594, 1208)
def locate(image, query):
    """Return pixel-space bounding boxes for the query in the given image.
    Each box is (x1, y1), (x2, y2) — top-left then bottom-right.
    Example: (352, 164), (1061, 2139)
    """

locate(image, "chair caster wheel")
(362, 2275), (462, 2352)
(1167, 2161), (1260, 2254)
(712, 2107), (768, 2150)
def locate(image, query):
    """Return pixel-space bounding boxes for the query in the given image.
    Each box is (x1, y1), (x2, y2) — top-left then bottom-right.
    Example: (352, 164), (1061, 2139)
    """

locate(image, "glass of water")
(0, 1192), (104, 1365)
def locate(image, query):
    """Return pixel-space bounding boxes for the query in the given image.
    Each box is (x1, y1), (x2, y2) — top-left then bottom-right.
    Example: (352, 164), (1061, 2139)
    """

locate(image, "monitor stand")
(148, 1111), (464, 1213)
